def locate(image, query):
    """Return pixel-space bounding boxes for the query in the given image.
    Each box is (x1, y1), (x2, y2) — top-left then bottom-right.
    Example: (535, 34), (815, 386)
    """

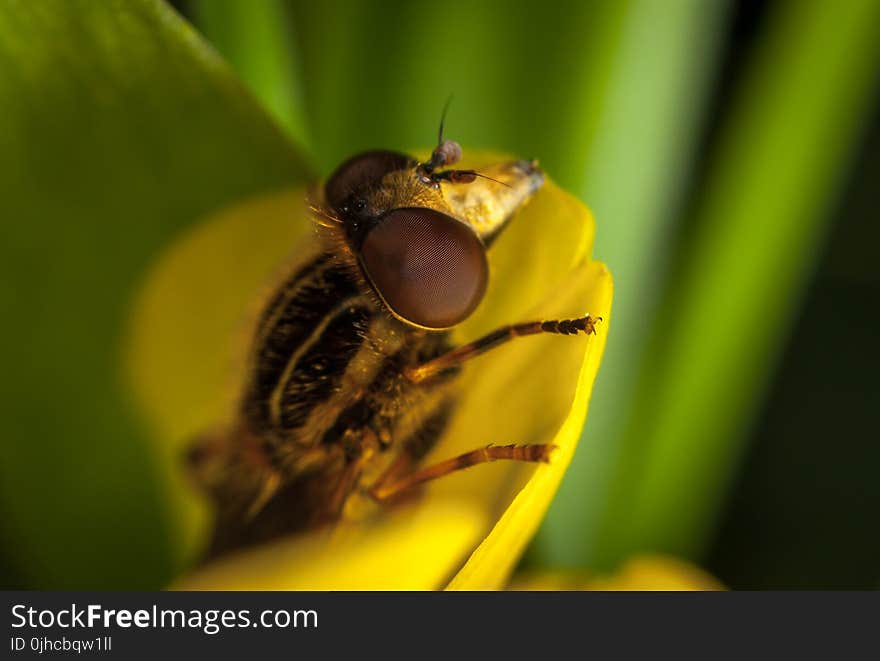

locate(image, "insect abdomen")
(243, 253), (371, 440)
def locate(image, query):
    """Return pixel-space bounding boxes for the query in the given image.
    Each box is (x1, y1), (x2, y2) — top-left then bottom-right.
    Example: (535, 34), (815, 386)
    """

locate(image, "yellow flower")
(510, 555), (724, 591)
(125, 152), (613, 589)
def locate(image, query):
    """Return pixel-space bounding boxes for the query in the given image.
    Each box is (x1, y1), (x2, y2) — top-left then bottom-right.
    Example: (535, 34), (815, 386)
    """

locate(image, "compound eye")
(360, 207), (489, 329)
(325, 150), (415, 212)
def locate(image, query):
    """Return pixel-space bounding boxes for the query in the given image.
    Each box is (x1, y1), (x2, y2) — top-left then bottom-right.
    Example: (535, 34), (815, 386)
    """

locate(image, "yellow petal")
(587, 555), (724, 591)
(510, 554), (724, 591)
(126, 152), (612, 588)
(178, 500), (487, 590)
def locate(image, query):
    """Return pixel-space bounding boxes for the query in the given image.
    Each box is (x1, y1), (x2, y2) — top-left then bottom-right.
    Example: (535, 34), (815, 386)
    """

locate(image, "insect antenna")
(417, 97), (507, 188)
(432, 169), (512, 188)
(420, 96), (461, 176)
(437, 94), (454, 145)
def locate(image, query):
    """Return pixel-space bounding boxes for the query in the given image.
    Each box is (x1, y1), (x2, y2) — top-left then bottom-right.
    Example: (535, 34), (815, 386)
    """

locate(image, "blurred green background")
(1, 0), (878, 589)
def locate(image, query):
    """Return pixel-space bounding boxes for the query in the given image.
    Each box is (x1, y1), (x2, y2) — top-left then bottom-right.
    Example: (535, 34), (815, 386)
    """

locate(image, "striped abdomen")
(241, 249), (454, 471)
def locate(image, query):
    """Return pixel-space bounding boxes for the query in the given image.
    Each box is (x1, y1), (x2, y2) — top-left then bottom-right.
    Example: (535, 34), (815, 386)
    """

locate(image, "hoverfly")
(188, 128), (601, 558)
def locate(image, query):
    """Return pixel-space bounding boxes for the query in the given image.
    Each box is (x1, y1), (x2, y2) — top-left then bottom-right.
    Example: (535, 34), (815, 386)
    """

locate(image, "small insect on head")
(322, 140), (544, 331)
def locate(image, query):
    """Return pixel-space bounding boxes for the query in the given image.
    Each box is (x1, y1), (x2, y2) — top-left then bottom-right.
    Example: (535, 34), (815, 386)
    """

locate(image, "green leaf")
(595, 0), (880, 563)
(0, 0), (310, 588)
(536, 0), (730, 567)
(190, 0), (312, 153)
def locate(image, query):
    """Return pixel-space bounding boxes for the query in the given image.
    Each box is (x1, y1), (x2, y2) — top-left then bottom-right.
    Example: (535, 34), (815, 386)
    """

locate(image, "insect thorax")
(240, 247), (457, 481)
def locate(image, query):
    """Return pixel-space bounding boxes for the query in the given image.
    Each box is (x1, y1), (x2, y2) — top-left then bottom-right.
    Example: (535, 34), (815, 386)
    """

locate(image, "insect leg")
(369, 443), (554, 502)
(405, 314), (601, 383)
(322, 428), (375, 519)
(366, 396), (455, 502)
(324, 459), (365, 519)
